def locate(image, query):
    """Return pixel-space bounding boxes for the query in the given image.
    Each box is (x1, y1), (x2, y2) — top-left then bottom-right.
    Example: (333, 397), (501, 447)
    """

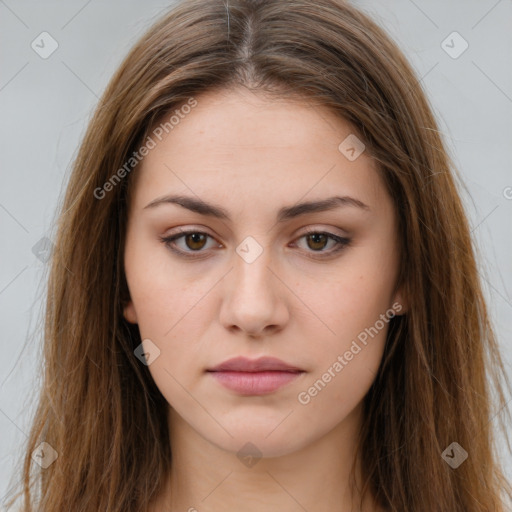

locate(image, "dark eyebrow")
(143, 194), (370, 221)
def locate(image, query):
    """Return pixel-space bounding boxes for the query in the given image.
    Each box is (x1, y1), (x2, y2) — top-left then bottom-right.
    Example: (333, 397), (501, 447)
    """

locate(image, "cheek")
(294, 290), (390, 435)
(294, 358), (378, 442)
(303, 280), (389, 397)
(309, 254), (397, 349)
(123, 238), (220, 377)
(124, 230), (196, 333)
(128, 275), (208, 345)
(297, 242), (396, 401)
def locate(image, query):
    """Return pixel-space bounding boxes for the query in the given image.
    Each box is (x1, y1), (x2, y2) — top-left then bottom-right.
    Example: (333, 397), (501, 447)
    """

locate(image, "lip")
(206, 356), (305, 395)
(208, 356), (303, 373)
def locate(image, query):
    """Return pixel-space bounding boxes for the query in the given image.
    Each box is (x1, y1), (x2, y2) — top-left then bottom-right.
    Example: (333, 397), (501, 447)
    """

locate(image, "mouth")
(206, 356), (305, 395)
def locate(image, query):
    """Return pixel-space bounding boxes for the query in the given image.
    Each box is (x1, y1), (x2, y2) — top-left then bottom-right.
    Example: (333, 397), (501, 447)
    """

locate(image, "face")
(123, 87), (406, 458)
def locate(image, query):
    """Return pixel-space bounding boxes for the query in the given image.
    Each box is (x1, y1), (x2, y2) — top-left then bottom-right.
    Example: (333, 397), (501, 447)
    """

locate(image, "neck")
(150, 402), (382, 512)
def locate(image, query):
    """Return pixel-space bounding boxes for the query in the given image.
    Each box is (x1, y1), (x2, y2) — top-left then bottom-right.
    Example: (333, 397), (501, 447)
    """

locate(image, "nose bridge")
(219, 235), (288, 335)
(232, 236), (275, 302)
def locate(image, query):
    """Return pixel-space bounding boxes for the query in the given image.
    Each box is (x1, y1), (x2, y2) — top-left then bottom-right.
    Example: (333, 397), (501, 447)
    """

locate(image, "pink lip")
(206, 356), (305, 395)
(208, 356), (303, 373)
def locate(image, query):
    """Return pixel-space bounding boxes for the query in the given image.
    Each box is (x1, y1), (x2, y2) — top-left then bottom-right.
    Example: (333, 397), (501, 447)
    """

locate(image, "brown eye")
(160, 230), (220, 258)
(184, 232), (208, 251)
(294, 230), (351, 258)
(305, 233), (329, 251)
(161, 229), (350, 260)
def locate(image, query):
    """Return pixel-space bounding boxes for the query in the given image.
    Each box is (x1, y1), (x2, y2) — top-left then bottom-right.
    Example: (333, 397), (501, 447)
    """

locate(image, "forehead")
(153, 87), (357, 160)
(129, 87), (387, 216)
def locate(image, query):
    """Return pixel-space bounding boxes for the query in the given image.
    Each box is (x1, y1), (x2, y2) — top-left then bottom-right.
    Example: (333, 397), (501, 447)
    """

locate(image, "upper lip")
(207, 356), (303, 373)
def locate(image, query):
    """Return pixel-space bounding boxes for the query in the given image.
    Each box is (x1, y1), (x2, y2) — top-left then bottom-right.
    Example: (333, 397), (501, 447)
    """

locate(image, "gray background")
(1, 0), (511, 505)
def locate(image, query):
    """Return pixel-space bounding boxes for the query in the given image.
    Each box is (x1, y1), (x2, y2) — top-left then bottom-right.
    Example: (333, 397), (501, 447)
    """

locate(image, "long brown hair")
(6, 0), (511, 510)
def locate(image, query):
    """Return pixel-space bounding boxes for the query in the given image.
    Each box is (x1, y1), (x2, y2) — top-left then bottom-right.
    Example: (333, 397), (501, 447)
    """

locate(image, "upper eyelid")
(163, 228), (348, 249)
(165, 224), (348, 238)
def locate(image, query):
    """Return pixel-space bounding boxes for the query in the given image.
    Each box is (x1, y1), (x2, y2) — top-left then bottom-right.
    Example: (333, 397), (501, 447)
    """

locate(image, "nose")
(219, 245), (290, 338)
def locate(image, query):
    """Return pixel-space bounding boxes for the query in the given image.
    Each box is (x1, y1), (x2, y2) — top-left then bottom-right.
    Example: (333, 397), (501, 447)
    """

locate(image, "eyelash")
(159, 228), (351, 260)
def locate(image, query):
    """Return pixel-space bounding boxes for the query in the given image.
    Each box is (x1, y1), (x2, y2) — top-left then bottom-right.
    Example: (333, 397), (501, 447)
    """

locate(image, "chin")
(203, 423), (314, 461)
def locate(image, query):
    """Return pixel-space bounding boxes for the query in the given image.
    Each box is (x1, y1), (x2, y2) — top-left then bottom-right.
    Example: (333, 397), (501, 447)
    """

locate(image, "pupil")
(309, 233), (326, 250)
(187, 233), (205, 250)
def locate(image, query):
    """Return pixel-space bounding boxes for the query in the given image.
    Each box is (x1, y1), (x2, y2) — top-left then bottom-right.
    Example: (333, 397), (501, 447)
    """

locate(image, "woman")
(7, 0), (511, 510)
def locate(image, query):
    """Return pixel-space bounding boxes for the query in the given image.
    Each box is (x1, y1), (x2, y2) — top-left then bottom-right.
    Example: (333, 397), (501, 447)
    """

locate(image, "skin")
(123, 87), (407, 512)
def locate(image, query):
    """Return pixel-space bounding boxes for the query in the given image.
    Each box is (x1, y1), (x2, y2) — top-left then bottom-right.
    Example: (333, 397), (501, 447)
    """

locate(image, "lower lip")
(208, 370), (303, 395)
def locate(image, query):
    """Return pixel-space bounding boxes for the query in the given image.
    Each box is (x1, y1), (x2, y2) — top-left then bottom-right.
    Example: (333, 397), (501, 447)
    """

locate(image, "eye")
(160, 229), (220, 257)
(159, 228), (351, 259)
(293, 229), (351, 257)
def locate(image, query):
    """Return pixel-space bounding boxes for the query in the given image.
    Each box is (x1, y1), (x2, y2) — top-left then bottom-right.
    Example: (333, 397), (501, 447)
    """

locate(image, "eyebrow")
(143, 194), (370, 221)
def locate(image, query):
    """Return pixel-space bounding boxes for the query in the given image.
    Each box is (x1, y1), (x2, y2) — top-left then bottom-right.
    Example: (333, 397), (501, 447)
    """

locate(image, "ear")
(123, 300), (138, 324)
(391, 284), (408, 316)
